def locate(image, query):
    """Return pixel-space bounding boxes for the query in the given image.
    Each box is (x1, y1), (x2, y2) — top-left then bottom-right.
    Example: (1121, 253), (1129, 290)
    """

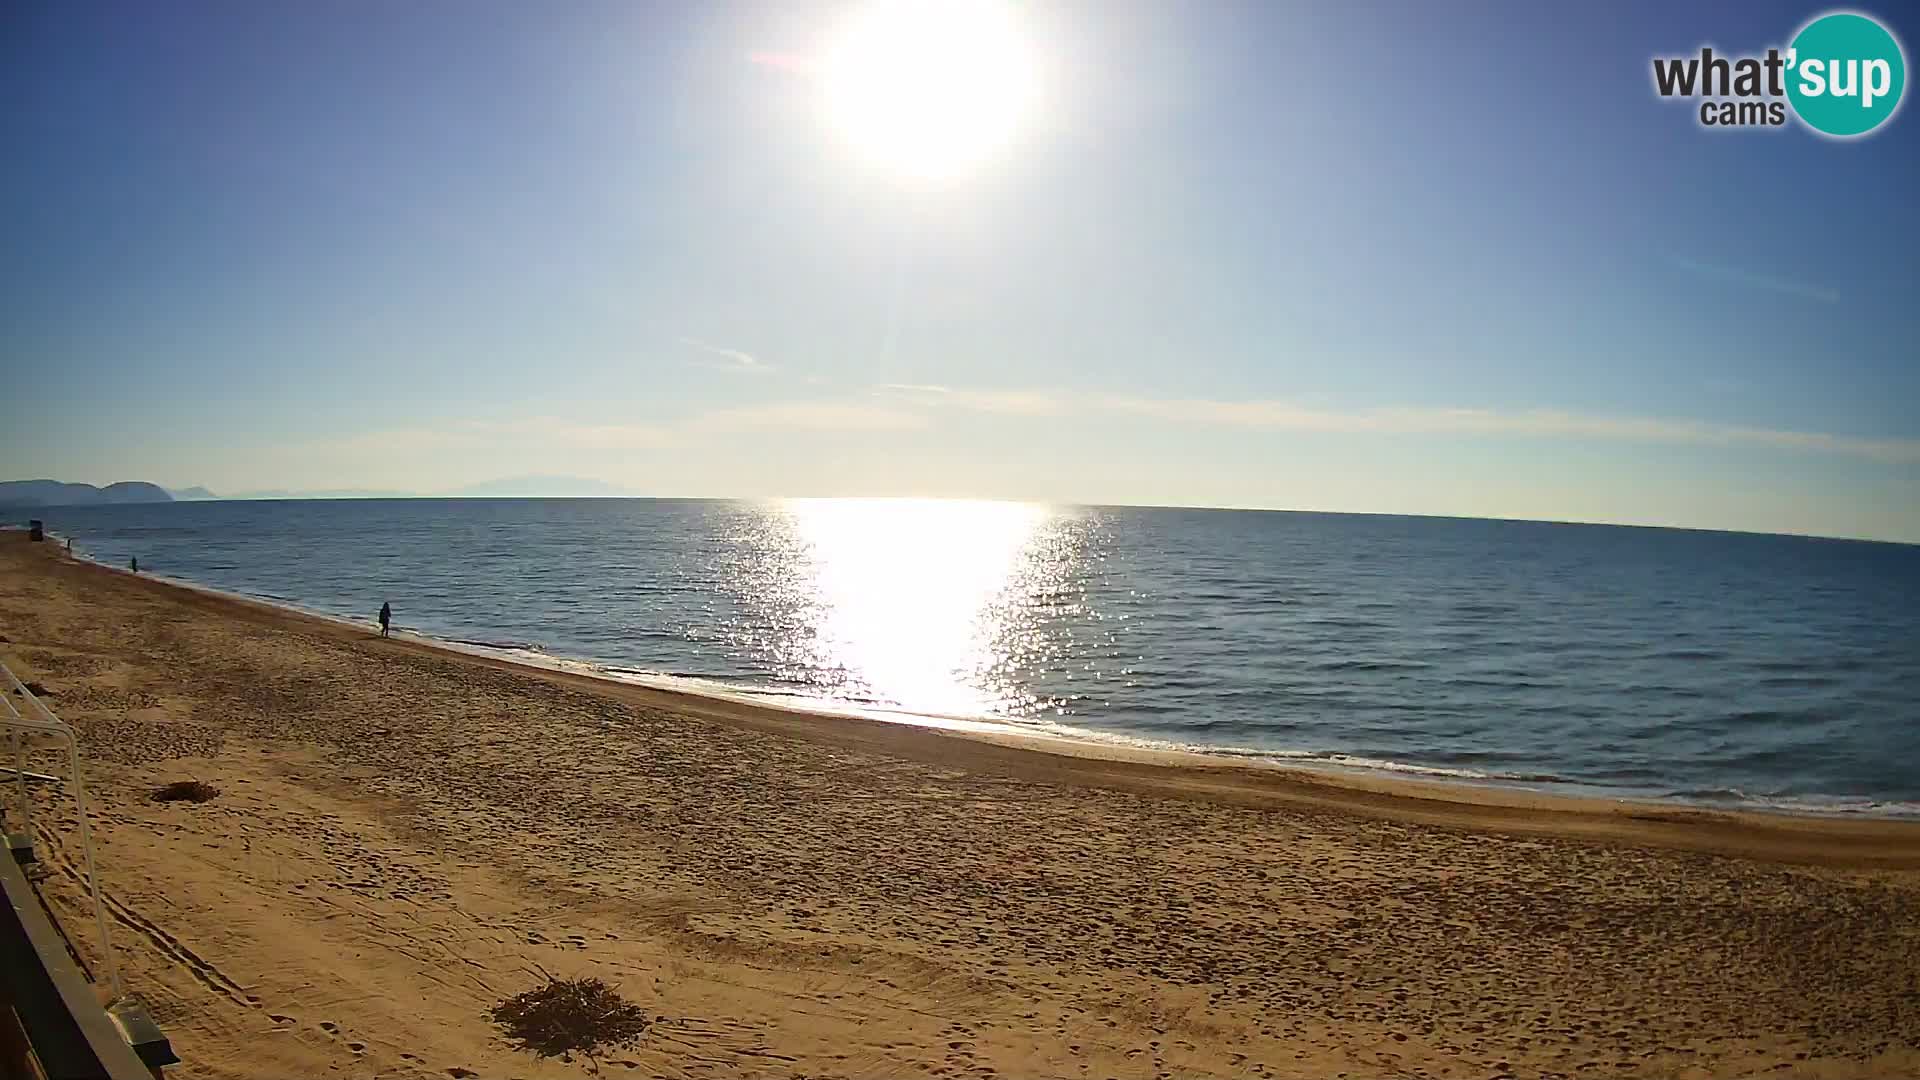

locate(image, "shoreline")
(23, 534), (1920, 867)
(47, 531), (1920, 822)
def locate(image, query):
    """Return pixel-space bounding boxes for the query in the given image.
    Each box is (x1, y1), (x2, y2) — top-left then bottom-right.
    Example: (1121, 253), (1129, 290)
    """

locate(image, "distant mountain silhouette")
(14, 477), (636, 505)
(223, 488), (414, 500)
(0, 479), (173, 506)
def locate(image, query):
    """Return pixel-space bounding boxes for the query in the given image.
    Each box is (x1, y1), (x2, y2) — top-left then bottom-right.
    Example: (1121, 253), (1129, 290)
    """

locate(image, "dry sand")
(1, 532), (1917, 1079)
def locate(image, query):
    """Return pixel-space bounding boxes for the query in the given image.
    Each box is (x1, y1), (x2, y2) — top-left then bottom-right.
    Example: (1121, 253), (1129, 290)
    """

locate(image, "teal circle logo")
(1787, 12), (1906, 137)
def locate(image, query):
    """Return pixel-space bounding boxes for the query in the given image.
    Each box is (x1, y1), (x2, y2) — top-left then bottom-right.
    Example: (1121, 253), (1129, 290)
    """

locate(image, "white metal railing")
(1, 661), (123, 1000)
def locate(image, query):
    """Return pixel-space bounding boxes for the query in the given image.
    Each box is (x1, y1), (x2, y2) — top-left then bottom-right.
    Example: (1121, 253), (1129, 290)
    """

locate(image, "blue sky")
(4, 1), (1917, 541)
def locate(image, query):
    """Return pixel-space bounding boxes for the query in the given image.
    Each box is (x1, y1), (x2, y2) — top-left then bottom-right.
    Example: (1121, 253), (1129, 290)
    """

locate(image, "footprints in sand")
(310, 1019), (447, 1070)
(929, 1022), (996, 1078)
(309, 1020), (483, 1078)
(519, 929), (592, 950)
(273, 1012), (384, 1064)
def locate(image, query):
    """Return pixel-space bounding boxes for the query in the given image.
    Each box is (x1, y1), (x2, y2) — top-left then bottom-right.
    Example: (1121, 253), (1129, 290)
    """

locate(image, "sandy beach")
(2, 532), (1917, 1080)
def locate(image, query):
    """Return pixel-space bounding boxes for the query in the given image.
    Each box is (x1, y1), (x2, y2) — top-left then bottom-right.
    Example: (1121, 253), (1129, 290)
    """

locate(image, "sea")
(21, 498), (1920, 815)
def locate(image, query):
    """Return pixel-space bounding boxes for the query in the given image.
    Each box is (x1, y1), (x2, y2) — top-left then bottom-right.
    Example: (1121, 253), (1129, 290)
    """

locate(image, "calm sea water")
(24, 498), (1920, 812)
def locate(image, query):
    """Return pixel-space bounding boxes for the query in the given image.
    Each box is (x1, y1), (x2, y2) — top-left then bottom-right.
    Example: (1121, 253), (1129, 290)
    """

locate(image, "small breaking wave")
(1662, 788), (1920, 817)
(445, 637), (548, 653)
(1248, 749), (1566, 783)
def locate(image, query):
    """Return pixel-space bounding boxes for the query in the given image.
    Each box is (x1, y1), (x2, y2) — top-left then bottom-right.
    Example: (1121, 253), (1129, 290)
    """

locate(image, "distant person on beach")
(379, 601), (391, 638)
(130, 556), (138, 573)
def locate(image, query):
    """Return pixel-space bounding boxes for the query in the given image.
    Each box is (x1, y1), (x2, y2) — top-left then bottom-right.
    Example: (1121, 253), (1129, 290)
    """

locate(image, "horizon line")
(12, 486), (1913, 549)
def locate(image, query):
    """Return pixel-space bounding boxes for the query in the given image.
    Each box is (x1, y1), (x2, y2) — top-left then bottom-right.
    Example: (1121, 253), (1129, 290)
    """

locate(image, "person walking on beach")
(130, 556), (138, 573)
(379, 601), (392, 638)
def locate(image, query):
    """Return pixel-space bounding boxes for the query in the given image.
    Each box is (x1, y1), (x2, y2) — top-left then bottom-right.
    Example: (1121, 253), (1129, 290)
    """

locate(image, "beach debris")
(490, 973), (649, 1059)
(17, 680), (54, 697)
(150, 780), (220, 803)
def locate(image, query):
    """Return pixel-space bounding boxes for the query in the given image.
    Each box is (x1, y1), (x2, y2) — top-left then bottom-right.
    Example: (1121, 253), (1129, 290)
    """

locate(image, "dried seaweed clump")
(490, 975), (649, 1059)
(150, 780), (220, 803)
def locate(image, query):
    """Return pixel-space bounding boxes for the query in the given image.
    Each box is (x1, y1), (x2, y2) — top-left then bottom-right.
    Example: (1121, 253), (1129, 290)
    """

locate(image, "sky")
(3, 1), (1917, 542)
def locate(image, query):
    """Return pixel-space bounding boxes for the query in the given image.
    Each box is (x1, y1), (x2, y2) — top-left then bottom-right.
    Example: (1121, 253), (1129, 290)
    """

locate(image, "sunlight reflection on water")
(771, 498), (1077, 717)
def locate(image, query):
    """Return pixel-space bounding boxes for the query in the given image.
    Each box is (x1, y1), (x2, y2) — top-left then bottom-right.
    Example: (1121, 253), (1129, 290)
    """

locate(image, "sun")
(820, 0), (1038, 182)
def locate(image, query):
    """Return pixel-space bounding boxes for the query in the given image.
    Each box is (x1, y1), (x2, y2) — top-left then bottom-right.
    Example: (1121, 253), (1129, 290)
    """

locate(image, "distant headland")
(1, 475), (640, 506)
(0, 479), (173, 506)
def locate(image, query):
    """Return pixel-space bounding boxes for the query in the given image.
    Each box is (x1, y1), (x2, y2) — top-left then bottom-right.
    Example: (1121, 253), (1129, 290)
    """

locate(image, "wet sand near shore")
(2, 533), (1917, 1079)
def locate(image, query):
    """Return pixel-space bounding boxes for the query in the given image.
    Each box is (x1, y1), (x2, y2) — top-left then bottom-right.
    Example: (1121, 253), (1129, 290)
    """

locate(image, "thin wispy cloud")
(688, 401), (925, 433)
(319, 416), (676, 455)
(295, 387), (1919, 496)
(1109, 398), (1920, 462)
(875, 383), (1062, 416)
(1669, 256), (1840, 304)
(891, 385), (1920, 463)
(679, 337), (771, 372)
(306, 401), (922, 462)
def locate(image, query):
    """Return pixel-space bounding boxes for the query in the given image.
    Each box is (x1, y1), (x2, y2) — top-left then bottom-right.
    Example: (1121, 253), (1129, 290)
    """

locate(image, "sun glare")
(820, 0), (1038, 181)
(782, 498), (1052, 716)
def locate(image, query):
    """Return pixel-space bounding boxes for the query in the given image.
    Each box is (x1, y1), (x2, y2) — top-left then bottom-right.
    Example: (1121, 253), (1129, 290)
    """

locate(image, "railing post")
(66, 735), (122, 1000)
(1, 663), (124, 1000)
(2, 693), (34, 862)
